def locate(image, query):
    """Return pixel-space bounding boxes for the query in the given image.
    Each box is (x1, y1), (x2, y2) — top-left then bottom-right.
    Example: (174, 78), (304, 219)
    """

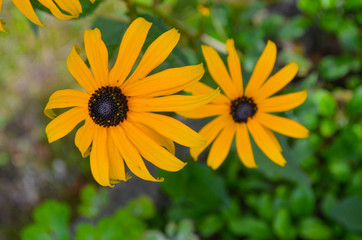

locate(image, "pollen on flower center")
(88, 86), (128, 127)
(230, 96), (257, 123)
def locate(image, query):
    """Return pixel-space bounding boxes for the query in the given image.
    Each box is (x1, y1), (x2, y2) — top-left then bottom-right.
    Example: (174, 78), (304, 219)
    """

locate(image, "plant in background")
(179, 39), (309, 169)
(0, 0), (95, 32)
(44, 17), (218, 187)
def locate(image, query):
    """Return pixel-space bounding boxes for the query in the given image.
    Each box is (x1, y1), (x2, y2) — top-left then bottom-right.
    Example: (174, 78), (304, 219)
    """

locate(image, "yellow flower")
(44, 17), (218, 186)
(0, 0), (95, 32)
(179, 40), (309, 169)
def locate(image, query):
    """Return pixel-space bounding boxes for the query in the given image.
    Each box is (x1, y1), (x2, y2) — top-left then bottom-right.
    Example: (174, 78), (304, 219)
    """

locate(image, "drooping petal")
(128, 89), (219, 112)
(255, 112), (309, 138)
(46, 107), (87, 143)
(263, 127), (282, 152)
(123, 64), (204, 97)
(0, 0), (5, 32)
(53, 0), (82, 16)
(84, 28), (109, 86)
(12, 0), (45, 26)
(109, 17), (152, 86)
(132, 122), (175, 154)
(90, 127), (110, 186)
(184, 81), (230, 105)
(245, 40), (277, 96)
(247, 119), (286, 166)
(125, 28), (180, 86)
(75, 117), (95, 158)
(178, 104), (229, 119)
(44, 89), (89, 118)
(226, 39), (243, 97)
(190, 114), (233, 160)
(207, 123), (236, 170)
(107, 130), (129, 183)
(67, 46), (98, 94)
(201, 45), (239, 99)
(235, 123), (257, 168)
(128, 112), (205, 147)
(110, 126), (163, 182)
(123, 121), (186, 172)
(258, 90), (307, 113)
(37, 0), (74, 20)
(253, 62), (299, 101)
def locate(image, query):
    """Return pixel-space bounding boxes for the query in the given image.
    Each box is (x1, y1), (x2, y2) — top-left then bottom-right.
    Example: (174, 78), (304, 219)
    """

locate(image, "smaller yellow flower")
(0, 0), (95, 32)
(179, 40), (309, 169)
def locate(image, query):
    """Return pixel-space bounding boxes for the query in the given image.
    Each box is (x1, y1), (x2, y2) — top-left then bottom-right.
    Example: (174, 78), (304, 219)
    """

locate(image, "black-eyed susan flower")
(0, 0), (95, 32)
(44, 17), (218, 187)
(179, 40), (309, 169)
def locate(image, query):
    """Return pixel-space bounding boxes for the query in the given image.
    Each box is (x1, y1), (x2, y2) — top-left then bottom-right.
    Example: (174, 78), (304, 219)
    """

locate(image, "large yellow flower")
(179, 40), (309, 169)
(44, 17), (218, 186)
(0, 0), (95, 32)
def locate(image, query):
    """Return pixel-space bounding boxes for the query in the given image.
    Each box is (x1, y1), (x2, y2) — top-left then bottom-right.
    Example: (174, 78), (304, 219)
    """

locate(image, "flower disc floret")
(88, 86), (128, 127)
(230, 96), (257, 123)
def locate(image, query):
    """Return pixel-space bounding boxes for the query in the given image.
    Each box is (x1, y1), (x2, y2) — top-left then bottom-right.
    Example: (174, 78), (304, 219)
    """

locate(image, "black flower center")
(230, 96), (257, 123)
(88, 86), (128, 127)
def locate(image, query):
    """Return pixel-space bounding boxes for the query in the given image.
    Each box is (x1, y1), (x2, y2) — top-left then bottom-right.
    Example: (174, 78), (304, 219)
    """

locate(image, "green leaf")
(75, 223), (96, 240)
(299, 217), (333, 240)
(228, 217), (273, 239)
(160, 161), (230, 220)
(273, 208), (297, 239)
(277, 16), (311, 40)
(290, 184), (315, 218)
(126, 195), (156, 220)
(320, 118), (338, 137)
(198, 214), (224, 238)
(79, 0), (105, 19)
(311, 89), (337, 117)
(257, 193), (273, 220)
(297, 0), (322, 14)
(347, 86), (362, 116)
(328, 195), (362, 232)
(318, 55), (355, 81)
(77, 184), (109, 218)
(21, 225), (53, 240)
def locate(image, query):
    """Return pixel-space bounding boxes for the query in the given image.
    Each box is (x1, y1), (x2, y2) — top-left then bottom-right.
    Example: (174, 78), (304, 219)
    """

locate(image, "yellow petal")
(90, 127), (110, 186)
(67, 46), (99, 94)
(84, 28), (109, 86)
(110, 126), (163, 182)
(109, 17), (152, 86)
(128, 89), (219, 112)
(258, 89), (307, 112)
(53, 0), (82, 16)
(123, 121), (186, 172)
(107, 130), (129, 183)
(123, 64), (204, 97)
(254, 62), (299, 101)
(46, 107), (87, 143)
(255, 112), (309, 138)
(201, 44), (239, 99)
(0, 0), (5, 32)
(235, 123), (257, 168)
(178, 104), (229, 119)
(44, 89), (89, 119)
(184, 81), (230, 105)
(226, 39), (243, 97)
(75, 117), (95, 158)
(247, 118), (286, 166)
(207, 123), (236, 170)
(263, 127), (282, 152)
(37, 0), (74, 20)
(245, 40), (277, 96)
(12, 0), (45, 26)
(132, 121), (175, 154)
(128, 112), (205, 147)
(190, 114), (233, 160)
(126, 28), (180, 85)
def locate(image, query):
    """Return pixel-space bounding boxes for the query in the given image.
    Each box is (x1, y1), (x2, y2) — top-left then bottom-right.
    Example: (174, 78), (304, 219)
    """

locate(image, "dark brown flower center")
(230, 96), (257, 123)
(88, 86), (128, 127)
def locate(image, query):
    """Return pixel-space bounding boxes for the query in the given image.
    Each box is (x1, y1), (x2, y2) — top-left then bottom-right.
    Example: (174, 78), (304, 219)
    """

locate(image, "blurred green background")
(0, 0), (361, 239)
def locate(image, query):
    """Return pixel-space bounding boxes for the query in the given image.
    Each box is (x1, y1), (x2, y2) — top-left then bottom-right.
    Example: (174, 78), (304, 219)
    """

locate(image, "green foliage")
(77, 184), (109, 218)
